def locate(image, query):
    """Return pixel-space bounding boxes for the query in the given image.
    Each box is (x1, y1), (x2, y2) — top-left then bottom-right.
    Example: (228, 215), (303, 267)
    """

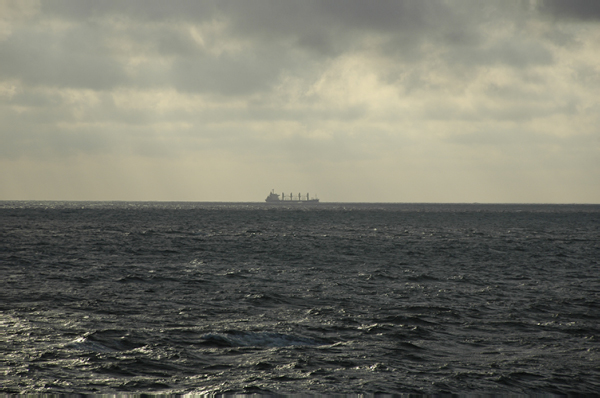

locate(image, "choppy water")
(2, 201), (599, 395)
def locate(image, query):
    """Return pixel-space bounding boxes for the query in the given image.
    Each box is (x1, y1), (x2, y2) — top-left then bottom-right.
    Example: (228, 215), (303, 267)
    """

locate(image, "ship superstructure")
(265, 189), (319, 203)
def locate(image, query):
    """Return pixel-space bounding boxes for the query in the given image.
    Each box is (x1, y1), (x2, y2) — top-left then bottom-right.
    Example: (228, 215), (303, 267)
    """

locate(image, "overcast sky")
(1, 0), (599, 202)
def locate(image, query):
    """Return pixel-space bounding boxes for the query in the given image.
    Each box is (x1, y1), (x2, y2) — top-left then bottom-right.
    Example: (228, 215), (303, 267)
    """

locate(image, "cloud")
(539, 0), (600, 21)
(1, 0), (599, 202)
(1, 1), (550, 94)
(0, 25), (127, 90)
(40, 0), (217, 22)
(0, 0), (40, 40)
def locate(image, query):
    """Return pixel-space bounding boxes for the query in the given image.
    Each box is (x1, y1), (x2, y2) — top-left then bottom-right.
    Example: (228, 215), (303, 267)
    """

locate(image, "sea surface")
(1, 201), (599, 395)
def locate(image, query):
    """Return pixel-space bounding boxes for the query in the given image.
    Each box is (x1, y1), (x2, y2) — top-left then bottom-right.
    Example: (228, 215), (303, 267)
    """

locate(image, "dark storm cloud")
(40, 0), (454, 58)
(220, 0), (448, 50)
(2, 0), (546, 96)
(217, 0), (495, 62)
(39, 1), (494, 55)
(445, 37), (554, 68)
(539, 0), (600, 21)
(40, 0), (450, 32)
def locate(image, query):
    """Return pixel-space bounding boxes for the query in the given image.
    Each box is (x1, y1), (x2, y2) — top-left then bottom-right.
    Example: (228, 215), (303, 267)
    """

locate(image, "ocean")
(1, 201), (599, 395)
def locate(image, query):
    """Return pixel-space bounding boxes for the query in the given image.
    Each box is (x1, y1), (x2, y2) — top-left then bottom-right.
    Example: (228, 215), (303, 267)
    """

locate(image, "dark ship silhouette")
(265, 189), (319, 203)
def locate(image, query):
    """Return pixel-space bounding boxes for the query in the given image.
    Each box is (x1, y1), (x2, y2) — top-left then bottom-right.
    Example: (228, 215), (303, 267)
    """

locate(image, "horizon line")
(1, 200), (599, 206)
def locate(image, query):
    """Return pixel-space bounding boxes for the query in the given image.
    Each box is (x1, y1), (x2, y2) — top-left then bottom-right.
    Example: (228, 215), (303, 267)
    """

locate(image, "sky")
(1, 0), (599, 203)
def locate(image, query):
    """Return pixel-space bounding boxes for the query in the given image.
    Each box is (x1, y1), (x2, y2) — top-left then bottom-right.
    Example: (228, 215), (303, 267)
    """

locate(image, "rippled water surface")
(2, 202), (599, 394)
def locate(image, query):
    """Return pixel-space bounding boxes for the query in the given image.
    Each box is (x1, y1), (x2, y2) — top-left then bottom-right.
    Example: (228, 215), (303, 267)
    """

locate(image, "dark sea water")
(2, 201), (600, 396)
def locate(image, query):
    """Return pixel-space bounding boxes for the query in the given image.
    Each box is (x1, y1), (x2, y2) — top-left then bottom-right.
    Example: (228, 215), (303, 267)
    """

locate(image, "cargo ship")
(265, 189), (319, 203)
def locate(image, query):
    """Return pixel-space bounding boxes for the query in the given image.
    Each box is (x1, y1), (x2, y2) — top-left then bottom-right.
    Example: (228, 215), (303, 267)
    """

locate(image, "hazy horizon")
(2, 199), (599, 206)
(2, 0), (599, 203)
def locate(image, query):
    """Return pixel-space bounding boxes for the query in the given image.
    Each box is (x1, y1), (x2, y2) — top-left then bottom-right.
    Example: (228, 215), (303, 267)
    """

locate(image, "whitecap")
(64, 336), (116, 353)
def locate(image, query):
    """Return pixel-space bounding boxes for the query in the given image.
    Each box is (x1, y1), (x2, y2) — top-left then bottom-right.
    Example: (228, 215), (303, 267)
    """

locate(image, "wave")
(199, 331), (320, 347)
(64, 330), (146, 353)
(64, 336), (117, 353)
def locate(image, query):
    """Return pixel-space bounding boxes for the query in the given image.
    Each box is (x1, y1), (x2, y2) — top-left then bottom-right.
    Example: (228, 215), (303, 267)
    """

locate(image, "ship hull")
(265, 199), (319, 204)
